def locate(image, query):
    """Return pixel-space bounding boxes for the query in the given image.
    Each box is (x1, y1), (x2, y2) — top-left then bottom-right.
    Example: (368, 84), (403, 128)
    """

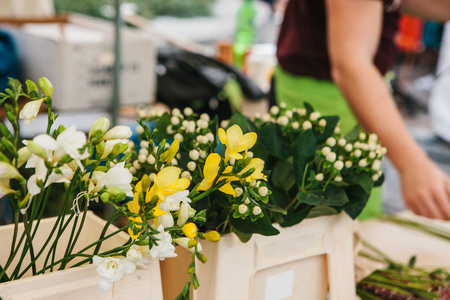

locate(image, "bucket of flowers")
(0, 78), (233, 300)
(132, 102), (386, 299)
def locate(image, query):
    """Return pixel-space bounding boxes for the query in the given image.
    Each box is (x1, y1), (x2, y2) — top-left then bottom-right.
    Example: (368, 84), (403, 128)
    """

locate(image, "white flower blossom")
(19, 99), (44, 124)
(247, 151), (254, 158)
(102, 126), (132, 140)
(238, 204), (248, 214)
(345, 144), (353, 152)
(93, 256), (136, 291)
(280, 102), (286, 109)
(174, 133), (183, 142)
(345, 161), (353, 168)
(372, 174), (379, 181)
(177, 201), (195, 226)
(326, 137), (336, 147)
(270, 106), (279, 115)
(334, 160), (344, 171)
(140, 140), (149, 148)
(359, 159), (368, 168)
(321, 147), (331, 156)
(258, 186), (268, 197)
(315, 173), (324, 181)
(200, 113), (210, 122)
(309, 112), (321, 122)
(318, 119), (327, 127)
(150, 225), (177, 260)
(187, 161), (196, 171)
(171, 116), (180, 125)
(234, 187), (243, 197)
(173, 238), (202, 252)
(297, 108), (306, 116)
(338, 138), (347, 147)
(334, 176), (343, 182)
(359, 133), (366, 141)
(253, 206), (262, 215)
(92, 162), (133, 197)
(277, 116), (289, 126)
(354, 149), (362, 157)
(157, 212), (174, 228)
(184, 107), (193, 116)
(302, 121), (312, 130)
(372, 160), (382, 171)
(291, 122), (300, 129)
(285, 110), (293, 118)
(261, 114), (271, 123)
(326, 152), (337, 162)
(199, 150), (207, 159)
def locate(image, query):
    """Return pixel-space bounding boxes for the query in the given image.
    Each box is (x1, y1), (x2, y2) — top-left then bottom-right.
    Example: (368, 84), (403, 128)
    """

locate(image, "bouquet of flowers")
(0, 78), (226, 297)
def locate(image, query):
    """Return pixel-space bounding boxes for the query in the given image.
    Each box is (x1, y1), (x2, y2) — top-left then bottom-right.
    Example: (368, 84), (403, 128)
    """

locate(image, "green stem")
(22, 213), (37, 275)
(93, 210), (122, 255)
(0, 211), (21, 280)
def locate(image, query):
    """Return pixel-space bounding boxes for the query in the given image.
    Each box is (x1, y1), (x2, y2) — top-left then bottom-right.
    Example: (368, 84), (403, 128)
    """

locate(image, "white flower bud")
(182, 120), (189, 128)
(140, 140), (149, 148)
(167, 125), (175, 134)
(196, 135), (205, 144)
(334, 160), (344, 171)
(309, 112), (321, 122)
(372, 174), (379, 181)
(280, 102), (287, 109)
(381, 147), (387, 155)
(326, 152), (337, 162)
(334, 126), (341, 134)
(138, 154), (146, 163)
(234, 187), (243, 197)
(368, 142), (377, 151)
(187, 161), (196, 171)
(318, 119), (327, 127)
(338, 138), (346, 147)
(261, 114), (271, 123)
(247, 151), (254, 158)
(200, 113), (210, 122)
(251, 180), (257, 187)
(369, 152), (376, 159)
(359, 133), (366, 140)
(133, 160), (141, 170)
(189, 150), (199, 161)
(258, 186), (268, 197)
(206, 132), (215, 143)
(326, 137), (336, 147)
(345, 161), (353, 168)
(354, 142), (361, 148)
(220, 120), (229, 128)
(321, 147), (332, 156)
(187, 121), (196, 133)
(199, 150), (207, 159)
(244, 198), (250, 205)
(238, 204), (248, 214)
(171, 116), (180, 125)
(372, 160), (382, 171)
(145, 154), (155, 165)
(302, 121), (312, 130)
(180, 171), (190, 179)
(358, 158), (368, 167)
(253, 206), (262, 215)
(361, 143), (369, 151)
(139, 148), (149, 156)
(136, 125), (144, 134)
(285, 110), (293, 118)
(291, 122), (300, 129)
(315, 173), (324, 181)
(171, 158), (178, 165)
(270, 106), (280, 115)
(129, 166), (136, 175)
(345, 144), (353, 152)
(172, 108), (181, 116)
(354, 149), (362, 157)
(334, 176), (343, 182)
(254, 112), (261, 119)
(184, 107), (193, 116)
(369, 133), (378, 142)
(297, 108), (306, 116)
(149, 173), (156, 182)
(174, 133), (183, 142)
(229, 158), (236, 166)
(277, 116), (289, 126)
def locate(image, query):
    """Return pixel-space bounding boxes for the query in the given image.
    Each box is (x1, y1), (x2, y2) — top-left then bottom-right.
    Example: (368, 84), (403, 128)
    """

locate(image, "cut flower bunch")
(0, 78), (220, 295)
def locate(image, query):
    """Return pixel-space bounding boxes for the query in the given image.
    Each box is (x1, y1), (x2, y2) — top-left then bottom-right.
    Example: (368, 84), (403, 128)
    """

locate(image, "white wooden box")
(162, 212), (356, 300)
(0, 211), (163, 300)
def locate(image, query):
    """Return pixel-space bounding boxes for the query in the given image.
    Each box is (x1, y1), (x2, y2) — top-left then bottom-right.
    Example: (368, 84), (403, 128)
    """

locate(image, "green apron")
(274, 66), (382, 220)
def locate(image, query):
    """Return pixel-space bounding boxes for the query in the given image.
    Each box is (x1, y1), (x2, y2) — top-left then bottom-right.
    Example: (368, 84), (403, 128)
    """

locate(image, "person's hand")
(399, 157), (450, 220)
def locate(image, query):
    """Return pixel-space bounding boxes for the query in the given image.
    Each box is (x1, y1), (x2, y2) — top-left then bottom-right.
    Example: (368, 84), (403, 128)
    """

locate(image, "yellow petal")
(218, 128), (227, 145)
(239, 158), (264, 176)
(219, 182), (236, 196)
(223, 166), (233, 174)
(127, 195), (140, 214)
(235, 132), (257, 153)
(135, 181), (143, 193)
(226, 125), (243, 149)
(153, 205), (166, 217)
(157, 166), (181, 191)
(203, 153), (221, 179)
(198, 178), (213, 191)
(128, 227), (140, 239)
(175, 178), (190, 192)
(167, 139), (180, 162)
(228, 152), (243, 160)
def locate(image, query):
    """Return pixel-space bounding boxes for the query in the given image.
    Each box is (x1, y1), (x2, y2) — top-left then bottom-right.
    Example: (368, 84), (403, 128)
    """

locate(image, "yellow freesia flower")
(238, 158), (267, 182)
(128, 216), (143, 239)
(182, 222), (198, 239)
(218, 125), (257, 162)
(198, 153), (236, 196)
(166, 139), (180, 163)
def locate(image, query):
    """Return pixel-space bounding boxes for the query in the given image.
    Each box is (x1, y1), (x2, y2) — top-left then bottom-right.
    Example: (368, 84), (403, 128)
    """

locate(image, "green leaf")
(270, 159), (296, 191)
(342, 184), (370, 219)
(229, 209), (279, 237)
(346, 174), (374, 194)
(25, 80), (39, 99)
(344, 125), (361, 143)
(408, 256), (416, 268)
(257, 123), (292, 159)
(304, 102), (314, 115)
(154, 113), (171, 142)
(231, 227), (253, 243)
(314, 116), (339, 144)
(297, 184), (349, 206)
(306, 205), (338, 219)
(292, 130), (316, 188)
(268, 186), (291, 209)
(279, 206), (311, 227)
(227, 111), (257, 133)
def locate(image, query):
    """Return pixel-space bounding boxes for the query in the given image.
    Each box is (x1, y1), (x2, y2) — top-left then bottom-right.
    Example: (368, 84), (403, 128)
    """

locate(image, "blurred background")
(1, 0), (450, 221)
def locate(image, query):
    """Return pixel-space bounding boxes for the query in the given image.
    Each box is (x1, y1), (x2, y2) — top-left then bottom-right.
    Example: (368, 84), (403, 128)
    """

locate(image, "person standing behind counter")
(272, 0), (450, 220)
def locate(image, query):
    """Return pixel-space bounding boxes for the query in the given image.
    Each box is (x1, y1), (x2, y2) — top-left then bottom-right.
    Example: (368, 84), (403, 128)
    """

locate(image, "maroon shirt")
(277, 0), (401, 80)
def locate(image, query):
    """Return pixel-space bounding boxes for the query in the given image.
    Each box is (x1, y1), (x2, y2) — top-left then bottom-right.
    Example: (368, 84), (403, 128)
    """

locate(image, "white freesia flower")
(159, 190), (190, 212)
(177, 201), (196, 226)
(101, 139), (128, 159)
(89, 118), (110, 139)
(157, 212), (174, 228)
(0, 162), (22, 179)
(126, 245), (152, 268)
(16, 147), (32, 168)
(93, 256), (136, 291)
(173, 237), (203, 252)
(102, 126), (132, 140)
(150, 225), (177, 260)
(92, 162), (133, 197)
(55, 126), (90, 169)
(19, 99), (44, 124)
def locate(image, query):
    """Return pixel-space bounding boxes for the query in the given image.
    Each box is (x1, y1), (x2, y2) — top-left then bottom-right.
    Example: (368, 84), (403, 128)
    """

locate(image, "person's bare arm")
(325, 0), (450, 219)
(402, 0), (450, 22)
